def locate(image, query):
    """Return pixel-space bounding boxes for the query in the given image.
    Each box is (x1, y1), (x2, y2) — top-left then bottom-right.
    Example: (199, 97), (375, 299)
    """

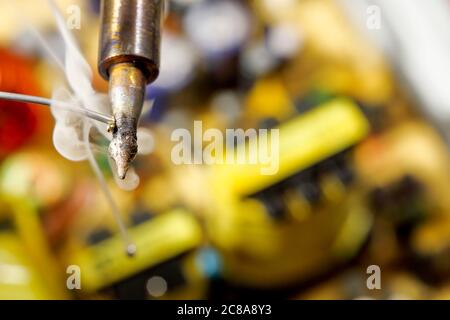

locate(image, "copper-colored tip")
(108, 62), (146, 179)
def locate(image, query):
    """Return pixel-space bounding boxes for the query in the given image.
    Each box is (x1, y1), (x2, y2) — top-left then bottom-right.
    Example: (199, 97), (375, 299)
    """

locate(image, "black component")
(411, 250), (450, 285)
(355, 100), (385, 132)
(369, 175), (426, 238)
(288, 168), (321, 204)
(296, 181), (321, 204)
(130, 210), (153, 226)
(86, 228), (113, 245)
(325, 154), (354, 186)
(335, 162), (354, 186)
(258, 117), (280, 130)
(247, 149), (354, 220)
(257, 192), (286, 220)
(294, 90), (335, 114)
(0, 217), (13, 232)
(113, 254), (188, 300)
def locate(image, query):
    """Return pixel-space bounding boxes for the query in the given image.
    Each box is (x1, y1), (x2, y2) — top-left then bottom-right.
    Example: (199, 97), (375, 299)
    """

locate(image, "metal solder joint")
(126, 244), (137, 257)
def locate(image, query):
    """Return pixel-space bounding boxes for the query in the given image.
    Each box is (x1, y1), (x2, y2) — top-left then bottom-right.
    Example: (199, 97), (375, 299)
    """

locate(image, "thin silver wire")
(0, 91), (113, 125)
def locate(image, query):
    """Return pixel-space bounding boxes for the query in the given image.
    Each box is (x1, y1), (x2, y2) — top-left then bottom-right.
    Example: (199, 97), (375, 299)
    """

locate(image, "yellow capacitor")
(67, 209), (202, 292)
(215, 98), (370, 197)
(0, 196), (69, 299)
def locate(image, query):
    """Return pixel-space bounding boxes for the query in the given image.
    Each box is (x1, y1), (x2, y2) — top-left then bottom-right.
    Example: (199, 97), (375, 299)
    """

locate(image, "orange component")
(0, 49), (46, 158)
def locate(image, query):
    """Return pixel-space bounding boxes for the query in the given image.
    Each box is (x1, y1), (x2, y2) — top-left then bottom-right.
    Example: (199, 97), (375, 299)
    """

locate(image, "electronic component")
(207, 98), (372, 288)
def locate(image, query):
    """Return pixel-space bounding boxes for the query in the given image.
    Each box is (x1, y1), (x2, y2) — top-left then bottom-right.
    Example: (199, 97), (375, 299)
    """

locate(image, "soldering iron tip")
(108, 116), (138, 180)
(116, 162), (128, 180)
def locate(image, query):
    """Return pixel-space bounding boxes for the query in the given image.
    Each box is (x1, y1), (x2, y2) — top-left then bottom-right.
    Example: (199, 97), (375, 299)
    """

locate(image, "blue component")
(137, 86), (169, 124)
(89, 0), (101, 15)
(196, 247), (222, 279)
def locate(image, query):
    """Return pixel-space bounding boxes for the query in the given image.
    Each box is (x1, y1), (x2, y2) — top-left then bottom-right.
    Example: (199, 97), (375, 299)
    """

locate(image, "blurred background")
(1, 0), (450, 299)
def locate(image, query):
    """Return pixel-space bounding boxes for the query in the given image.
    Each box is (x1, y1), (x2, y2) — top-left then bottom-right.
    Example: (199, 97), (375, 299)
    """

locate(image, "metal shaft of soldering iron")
(98, 0), (163, 179)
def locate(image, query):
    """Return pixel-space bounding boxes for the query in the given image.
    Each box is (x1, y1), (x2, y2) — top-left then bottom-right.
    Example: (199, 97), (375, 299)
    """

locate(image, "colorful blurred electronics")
(207, 97), (373, 288)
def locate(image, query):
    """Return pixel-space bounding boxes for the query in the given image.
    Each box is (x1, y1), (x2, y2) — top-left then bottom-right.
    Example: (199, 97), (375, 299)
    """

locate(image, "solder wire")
(0, 91), (113, 125)
(83, 123), (136, 257)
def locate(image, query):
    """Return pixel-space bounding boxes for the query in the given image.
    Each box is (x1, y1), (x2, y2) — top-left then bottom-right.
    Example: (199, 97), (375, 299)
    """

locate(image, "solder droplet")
(126, 243), (137, 257)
